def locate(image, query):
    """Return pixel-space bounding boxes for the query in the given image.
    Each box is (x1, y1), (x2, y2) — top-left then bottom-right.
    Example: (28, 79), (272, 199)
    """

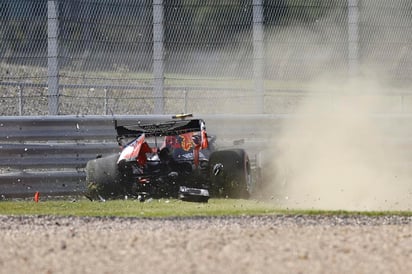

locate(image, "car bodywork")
(85, 116), (255, 202)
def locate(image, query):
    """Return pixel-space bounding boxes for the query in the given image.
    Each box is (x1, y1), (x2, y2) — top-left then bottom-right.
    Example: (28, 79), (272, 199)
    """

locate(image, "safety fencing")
(2, 1), (412, 116)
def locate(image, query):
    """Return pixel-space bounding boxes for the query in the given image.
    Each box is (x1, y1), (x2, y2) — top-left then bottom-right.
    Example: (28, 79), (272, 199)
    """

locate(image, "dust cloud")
(263, 77), (412, 211)
(259, 1), (412, 211)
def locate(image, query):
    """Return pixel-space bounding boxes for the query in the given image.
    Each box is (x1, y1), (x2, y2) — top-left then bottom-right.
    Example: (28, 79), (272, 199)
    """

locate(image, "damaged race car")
(84, 114), (255, 202)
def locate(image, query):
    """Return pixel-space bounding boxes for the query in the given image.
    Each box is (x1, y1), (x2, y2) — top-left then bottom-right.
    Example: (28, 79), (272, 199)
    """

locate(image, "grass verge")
(1, 198), (412, 218)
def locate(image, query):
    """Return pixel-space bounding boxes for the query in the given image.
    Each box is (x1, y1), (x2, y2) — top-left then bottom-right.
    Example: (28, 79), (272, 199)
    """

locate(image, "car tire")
(209, 149), (252, 199)
(85, 153), (126, 200)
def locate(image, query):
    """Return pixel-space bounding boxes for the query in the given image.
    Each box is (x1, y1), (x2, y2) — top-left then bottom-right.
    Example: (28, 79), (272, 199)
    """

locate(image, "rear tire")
(209, 149), (252, 199)
(85, 153), (126, 200)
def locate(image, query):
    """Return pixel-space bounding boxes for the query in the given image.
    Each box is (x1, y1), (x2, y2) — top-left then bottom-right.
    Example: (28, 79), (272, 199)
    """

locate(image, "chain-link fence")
(1, 0), (412, 115)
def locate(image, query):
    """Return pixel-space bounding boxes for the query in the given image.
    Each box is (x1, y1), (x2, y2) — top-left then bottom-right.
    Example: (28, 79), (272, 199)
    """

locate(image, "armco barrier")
(1, 114), (412, 198)
(0, 115), (164, 198)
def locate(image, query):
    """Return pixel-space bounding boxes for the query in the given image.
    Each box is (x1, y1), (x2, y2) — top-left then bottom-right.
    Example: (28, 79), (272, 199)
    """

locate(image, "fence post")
(104, 88), (109, 115)
(153, 0), (165, 114)
(348, 0), (359, 77)
(18, 86), (23, 116)
(47, 0), (59, 115)
(184, 89), (188, 113)
(253, 0), (264, 113)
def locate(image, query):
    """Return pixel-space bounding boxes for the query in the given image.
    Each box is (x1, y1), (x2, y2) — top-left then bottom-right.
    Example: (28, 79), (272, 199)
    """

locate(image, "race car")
(84, 114), (254, 202)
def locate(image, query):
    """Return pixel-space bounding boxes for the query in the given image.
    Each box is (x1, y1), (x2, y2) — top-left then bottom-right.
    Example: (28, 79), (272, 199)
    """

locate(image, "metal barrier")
(0, 115), (165, 198)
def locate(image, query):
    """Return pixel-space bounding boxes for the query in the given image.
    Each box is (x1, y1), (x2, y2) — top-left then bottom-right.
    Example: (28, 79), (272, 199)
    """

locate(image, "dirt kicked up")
(1, 215), (411, 274)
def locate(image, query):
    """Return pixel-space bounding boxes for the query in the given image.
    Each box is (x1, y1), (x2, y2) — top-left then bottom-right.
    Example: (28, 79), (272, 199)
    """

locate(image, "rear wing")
(115, 119), (206, 139)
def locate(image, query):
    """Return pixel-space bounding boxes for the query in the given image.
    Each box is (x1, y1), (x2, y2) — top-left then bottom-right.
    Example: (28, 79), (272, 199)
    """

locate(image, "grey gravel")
(0, 215), (411, 274)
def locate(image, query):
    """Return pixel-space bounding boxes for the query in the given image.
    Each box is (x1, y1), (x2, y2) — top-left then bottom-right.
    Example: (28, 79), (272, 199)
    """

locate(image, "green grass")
(1, 198), (412, 218)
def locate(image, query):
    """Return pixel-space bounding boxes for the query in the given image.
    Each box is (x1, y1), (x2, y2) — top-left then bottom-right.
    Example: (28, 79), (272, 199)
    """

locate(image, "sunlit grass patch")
(1, 198), (411, 218)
